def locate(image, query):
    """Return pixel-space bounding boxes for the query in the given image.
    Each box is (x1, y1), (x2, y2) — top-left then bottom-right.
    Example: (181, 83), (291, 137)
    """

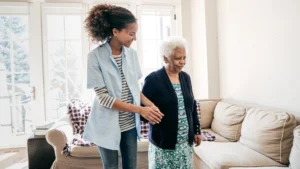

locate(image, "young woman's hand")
(194, 134), (202, 147)
(139, 106), (164, 125)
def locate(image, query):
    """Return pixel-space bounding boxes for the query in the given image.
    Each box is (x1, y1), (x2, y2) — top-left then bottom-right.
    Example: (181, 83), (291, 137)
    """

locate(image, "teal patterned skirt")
(148, 84), (194, 169)
(148, 142), (193, 169)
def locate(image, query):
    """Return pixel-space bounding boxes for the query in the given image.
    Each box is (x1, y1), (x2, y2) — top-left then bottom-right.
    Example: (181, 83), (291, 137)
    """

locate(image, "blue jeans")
(98, 128), (137, 169)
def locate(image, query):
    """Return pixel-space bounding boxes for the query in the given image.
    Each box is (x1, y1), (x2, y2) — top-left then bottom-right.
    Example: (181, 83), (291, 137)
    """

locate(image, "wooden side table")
(27, 135), (55, 169)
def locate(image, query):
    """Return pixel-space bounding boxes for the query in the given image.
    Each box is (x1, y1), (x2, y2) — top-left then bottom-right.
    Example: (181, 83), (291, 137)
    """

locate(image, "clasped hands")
(140, 105), (164, 125)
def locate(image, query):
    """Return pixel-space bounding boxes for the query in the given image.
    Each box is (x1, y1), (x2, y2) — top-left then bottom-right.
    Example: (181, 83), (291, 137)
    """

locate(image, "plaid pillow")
(67, 99), (95, 146)
(201, 131), (216, 141)
(141, 121), (149, 139)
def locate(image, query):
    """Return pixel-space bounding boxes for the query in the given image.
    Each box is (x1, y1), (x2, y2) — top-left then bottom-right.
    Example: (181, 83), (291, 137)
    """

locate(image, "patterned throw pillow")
(141, 122), (149, 139)
(67, 99), (94, 146)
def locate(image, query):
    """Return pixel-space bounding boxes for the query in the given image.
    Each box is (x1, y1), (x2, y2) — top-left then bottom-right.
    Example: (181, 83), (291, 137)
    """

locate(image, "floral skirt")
(148, 142), (193, 169)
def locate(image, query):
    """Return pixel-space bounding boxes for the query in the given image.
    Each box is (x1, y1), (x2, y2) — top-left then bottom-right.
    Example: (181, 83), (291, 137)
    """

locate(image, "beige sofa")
(46, 116), (149, 169)
(194, 100), (299, 169)
(46, 100), (300, 169)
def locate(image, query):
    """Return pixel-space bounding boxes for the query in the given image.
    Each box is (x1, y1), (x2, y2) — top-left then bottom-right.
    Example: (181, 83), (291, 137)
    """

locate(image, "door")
(0, 14), (33, 148)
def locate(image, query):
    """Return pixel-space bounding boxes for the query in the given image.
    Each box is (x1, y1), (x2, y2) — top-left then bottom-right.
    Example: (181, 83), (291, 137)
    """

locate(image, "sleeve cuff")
(195, 124), (201, 135)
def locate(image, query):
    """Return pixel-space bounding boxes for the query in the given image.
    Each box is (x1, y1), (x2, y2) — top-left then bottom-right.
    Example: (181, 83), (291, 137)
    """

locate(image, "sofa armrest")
(46, 121), (73, 156)
(197, 99), (221, 129)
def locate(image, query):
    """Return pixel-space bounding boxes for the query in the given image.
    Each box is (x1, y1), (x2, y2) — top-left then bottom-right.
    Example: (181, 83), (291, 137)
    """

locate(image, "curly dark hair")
(85, 4), (137, 42)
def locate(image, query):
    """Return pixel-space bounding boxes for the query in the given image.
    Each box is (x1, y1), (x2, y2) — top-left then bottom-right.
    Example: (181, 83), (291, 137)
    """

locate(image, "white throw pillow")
(289, 125), (300, 169)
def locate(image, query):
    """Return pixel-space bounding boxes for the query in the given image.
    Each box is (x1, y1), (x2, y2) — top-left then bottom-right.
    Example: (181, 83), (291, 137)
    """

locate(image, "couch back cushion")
(289, 125), (300, 169)
(240, 108), (296, 165)
(199, 101), (218, 129)
(211, 102), (246, 141)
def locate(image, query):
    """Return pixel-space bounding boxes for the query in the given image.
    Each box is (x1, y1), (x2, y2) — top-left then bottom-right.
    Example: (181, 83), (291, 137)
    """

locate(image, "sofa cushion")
(194, 142), (284, 169)
(202, 129), (229, 142)
(70, 145), (99, 157)
(69, 139), (149, 157)
(211, 102), (246, 141)
(289, 125), (300, 169)
(240, 108), (296, 165)
(199, 101), (217, 129)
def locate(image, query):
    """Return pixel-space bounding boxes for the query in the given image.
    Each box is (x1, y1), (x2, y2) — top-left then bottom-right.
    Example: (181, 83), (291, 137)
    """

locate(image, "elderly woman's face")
(164, 47), (186, 73)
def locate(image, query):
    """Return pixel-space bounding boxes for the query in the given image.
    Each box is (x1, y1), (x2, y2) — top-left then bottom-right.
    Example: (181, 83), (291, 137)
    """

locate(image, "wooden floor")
(0, 148), (149, 169)
(0, 148), (199, 169)
(0, 147), (28, 169)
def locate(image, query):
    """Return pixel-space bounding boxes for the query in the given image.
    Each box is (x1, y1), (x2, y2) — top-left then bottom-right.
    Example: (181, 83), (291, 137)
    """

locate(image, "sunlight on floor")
(0, 152), (17, 162)
(5, 159), (28, 169)
(0, 148), (28, 169)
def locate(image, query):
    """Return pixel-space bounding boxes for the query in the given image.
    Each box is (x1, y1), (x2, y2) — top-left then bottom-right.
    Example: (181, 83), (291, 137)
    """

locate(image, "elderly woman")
(142, 36), (201, 168)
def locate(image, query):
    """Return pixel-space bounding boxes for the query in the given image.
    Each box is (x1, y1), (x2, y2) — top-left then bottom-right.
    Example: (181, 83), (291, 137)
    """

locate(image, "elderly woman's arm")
(193, 100), (201, 135)
(186, 74), (201, 135)
(187, 74), (202, 146)
(141, 74), (163, 123)
(140, 93), (155, 107)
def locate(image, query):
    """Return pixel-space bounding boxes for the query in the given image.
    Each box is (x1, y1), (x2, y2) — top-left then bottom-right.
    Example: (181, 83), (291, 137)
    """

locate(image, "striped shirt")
(94, 54), (135, 132)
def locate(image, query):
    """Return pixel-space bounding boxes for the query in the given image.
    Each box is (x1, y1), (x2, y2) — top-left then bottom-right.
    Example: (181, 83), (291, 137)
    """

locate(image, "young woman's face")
(114, 22), (138, 48)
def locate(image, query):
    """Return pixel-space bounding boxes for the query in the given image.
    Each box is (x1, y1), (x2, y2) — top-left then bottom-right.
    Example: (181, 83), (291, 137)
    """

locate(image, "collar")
(104, 40), (129, 57)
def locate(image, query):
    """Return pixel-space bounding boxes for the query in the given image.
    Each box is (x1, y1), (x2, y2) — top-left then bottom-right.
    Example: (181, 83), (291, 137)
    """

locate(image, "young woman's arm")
(94, 87), (163, 124)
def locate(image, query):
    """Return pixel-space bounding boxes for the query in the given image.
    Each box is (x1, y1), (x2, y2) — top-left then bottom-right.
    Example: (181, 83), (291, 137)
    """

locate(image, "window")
(137, 6), (176, 79)
(0, 3), (32, 147)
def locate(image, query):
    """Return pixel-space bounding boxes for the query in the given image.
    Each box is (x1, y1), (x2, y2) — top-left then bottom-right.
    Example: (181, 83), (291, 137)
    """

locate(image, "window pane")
(11, 16), (28, 40)
(11, 104), (32, 134)
(48, 71), (67, 119)
(48, 41), (65, 71)
(48, 101), (67, 120)
(14, 73), (30, 84)
(6, 73), (12, 83)
(14, 40), (29, 72)
(67, 72), (82, 99)
(141, 15), (161, 39)
(50, 71), (66, 99)
(66, 40), (82, 71)
(0, 16), (10, 40)
(47, 15), (64, 40)
(15, 84), (31, 104)
(142, 40), (159, 69)
(65, 16), (81, 40)
(0, 41), (11, 72)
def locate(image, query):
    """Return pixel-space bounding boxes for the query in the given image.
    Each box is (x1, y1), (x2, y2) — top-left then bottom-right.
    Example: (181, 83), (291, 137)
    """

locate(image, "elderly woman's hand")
(194, 134), (202, 147)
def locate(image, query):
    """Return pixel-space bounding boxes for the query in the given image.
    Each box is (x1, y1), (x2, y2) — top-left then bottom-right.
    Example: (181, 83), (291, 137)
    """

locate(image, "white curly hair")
(159, 36), (188, 58)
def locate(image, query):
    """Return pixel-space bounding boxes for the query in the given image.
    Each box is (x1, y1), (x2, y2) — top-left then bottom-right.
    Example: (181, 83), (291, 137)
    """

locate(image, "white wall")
(182, 0), (220, 99)
(217, 0), (300, 122)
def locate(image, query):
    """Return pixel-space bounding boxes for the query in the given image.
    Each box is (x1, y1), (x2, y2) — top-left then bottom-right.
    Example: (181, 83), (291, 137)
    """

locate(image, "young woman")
(83, 4), (163, 169)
